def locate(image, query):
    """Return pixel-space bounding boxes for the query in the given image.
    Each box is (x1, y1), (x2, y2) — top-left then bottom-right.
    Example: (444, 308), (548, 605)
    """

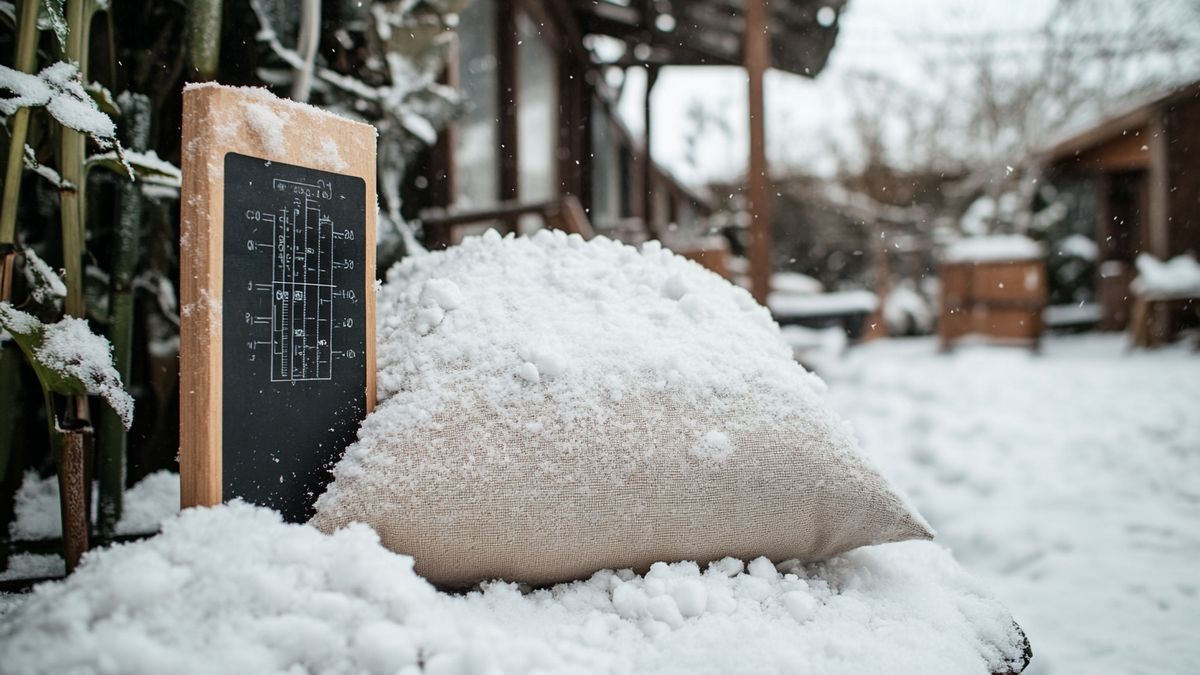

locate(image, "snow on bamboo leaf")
(23, 144), (72, 189)
(20, 248), (67, 304)
(87, 149), (181, 187)
(0, 302), (133, 429)
(0, 61), (117, 145)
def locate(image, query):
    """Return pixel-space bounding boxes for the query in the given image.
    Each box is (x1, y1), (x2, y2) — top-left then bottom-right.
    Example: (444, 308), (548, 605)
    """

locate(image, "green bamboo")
(186, 0), (223, 80)
(96, 93), (150, 537)
(0, 0), (41, 300)
(57, 0), (99, 570)
(60, 0), (93, 319)
(0, 0), (44, 574)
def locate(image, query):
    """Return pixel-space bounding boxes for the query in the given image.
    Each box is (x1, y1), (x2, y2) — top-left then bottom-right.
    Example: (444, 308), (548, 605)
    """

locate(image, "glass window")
(517, 11), (558, 232)
(590, 100), (617, 228)
(454, 0), (499, 210)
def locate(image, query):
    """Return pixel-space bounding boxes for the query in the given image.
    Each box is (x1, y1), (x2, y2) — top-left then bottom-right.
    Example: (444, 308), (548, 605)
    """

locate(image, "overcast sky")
(618, 0), (1200, 186)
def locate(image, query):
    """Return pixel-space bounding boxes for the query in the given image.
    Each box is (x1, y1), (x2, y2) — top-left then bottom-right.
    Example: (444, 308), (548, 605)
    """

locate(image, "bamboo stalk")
(60, 0), (93, 319)
(186, 0), (223, 81)
(96, 94), (150, 537)
(0, 0), (41, 302)
(57, 0), (98, 570)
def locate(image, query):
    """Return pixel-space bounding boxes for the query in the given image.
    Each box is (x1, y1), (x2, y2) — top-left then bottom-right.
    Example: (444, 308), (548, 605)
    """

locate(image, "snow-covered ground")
(820, 335), (1200, 675)
(1, 334), (1194, 674)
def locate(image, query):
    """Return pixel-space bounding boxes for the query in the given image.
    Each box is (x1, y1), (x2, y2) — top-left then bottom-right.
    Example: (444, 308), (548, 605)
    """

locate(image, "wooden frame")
(179, 84), (377, 510)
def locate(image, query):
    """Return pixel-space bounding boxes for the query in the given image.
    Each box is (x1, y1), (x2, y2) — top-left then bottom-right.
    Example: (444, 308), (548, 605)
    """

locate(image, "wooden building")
(1042, 82), (1200, 330)
(415, 0), (846, 302)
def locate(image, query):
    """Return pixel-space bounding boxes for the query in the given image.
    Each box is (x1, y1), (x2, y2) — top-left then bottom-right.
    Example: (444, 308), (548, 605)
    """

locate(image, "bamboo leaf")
(0, 302), (133, 428)
(86, 149), (181, 187)
(85, 81), (119, 117)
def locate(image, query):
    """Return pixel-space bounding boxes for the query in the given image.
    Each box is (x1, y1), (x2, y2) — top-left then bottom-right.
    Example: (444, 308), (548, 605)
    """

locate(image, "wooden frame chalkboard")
(180, 84), (376, 521)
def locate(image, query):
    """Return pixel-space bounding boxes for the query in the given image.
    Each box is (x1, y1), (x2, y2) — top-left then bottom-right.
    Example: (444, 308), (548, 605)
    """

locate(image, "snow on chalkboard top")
(182, 81), (377, 134)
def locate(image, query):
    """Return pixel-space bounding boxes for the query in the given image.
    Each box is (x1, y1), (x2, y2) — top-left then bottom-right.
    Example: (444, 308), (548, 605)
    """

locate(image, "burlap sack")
(312, 230), (932, 586)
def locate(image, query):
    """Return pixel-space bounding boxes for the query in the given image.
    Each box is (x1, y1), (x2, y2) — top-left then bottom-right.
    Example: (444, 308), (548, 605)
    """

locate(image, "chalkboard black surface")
(221, 152), (367, 522)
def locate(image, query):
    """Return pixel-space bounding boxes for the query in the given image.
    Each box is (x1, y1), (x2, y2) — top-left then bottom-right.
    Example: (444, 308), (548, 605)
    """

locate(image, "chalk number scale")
(221, 152), (368, 521)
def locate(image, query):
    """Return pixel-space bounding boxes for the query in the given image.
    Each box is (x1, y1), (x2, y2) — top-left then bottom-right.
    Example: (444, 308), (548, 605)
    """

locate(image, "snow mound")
(369, 229), (798, 407)
(0, 503), (1028, 675)
(944, 235), (1043, 263)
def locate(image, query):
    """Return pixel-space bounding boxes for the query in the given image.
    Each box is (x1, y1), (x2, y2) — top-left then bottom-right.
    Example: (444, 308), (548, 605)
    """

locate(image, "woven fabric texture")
(312, 388), (932, 587)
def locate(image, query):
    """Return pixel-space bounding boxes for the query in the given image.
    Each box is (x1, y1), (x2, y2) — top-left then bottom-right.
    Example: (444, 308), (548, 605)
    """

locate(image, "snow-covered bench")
(1128, 253), (1200, 348)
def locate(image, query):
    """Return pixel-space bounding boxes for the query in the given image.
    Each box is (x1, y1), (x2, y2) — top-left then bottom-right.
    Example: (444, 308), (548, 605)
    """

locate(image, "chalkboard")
(180, 84), (376, 521)
(219, 153), (367, 521)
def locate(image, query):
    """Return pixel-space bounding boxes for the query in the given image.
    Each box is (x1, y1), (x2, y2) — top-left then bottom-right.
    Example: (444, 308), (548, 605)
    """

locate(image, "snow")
(2, 471), (180, 588)
(37, 61), (116, 141)
(0, 502), (1028, 674)
(882, 281), (933, 334)
(768, 289), (878, 319)
(350, 228), (812, 457)
(1053, 234), (1098, 261)
(944, 235), (1043, 263)
(8, 470), (180, 541)
(243, 101), (291, 156)
(771, 271), (824, 295)
(0, 301), (40, 336)
(36, 316), (133, 428)
(1042, 303), (1100, 327)
(779, 325), (848, 367)
(20, 248), (67, 304)
(0, 63), (50, 114)
(822, 335), (1200, 674)
(314, 137), (349, 172)
(1131, 253), (1200, 300)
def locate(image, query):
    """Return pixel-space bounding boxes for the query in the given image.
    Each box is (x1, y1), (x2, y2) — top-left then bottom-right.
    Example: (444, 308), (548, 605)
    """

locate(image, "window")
(454, 0), (499, 209)
(516, 11), (558, 232)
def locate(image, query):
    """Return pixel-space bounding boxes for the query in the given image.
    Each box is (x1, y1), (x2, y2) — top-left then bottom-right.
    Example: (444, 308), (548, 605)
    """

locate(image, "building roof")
(1042, 80), (1200, 167)
(572, 0), (847, 77)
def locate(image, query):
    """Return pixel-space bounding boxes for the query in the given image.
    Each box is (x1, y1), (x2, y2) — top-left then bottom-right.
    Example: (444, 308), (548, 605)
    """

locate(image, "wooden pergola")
(571, 0), (846, 303)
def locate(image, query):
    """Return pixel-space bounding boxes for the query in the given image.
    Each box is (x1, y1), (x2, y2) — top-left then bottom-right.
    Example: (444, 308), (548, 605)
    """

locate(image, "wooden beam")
(642, 65), (660, 240)
(497, 0), (520, 234)
(1147, 112), (1170, 259)
(745, 0), (773, 305)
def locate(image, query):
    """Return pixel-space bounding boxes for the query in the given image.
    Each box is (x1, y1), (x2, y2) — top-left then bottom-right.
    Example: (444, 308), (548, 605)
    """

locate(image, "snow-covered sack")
(0, 503), (1028, 675)
(313, 231), (932, 586)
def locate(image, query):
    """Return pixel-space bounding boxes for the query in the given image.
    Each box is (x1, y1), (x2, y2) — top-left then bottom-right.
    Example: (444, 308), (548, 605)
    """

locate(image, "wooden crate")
(939, 259), (1047, 351)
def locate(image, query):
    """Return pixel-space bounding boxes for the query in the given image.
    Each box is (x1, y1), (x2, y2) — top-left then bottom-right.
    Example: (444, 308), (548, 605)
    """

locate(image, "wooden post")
(642, 64), (660, 241)
(497, 1), (520, 234)
(180, 84), (376, 520)
(745, 0), (773, 305)
(1147, 113), (1170, 260)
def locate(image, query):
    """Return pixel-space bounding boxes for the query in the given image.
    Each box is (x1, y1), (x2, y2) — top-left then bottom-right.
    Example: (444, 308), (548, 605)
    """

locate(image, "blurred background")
(1, 1), (1198, 672)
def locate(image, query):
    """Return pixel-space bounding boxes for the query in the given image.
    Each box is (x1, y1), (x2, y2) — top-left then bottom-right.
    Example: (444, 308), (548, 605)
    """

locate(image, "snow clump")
(0, 503), (1029, 675)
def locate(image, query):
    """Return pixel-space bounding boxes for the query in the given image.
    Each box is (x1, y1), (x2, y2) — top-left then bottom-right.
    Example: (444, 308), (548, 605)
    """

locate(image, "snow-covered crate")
(939, 238), (1048, 350)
